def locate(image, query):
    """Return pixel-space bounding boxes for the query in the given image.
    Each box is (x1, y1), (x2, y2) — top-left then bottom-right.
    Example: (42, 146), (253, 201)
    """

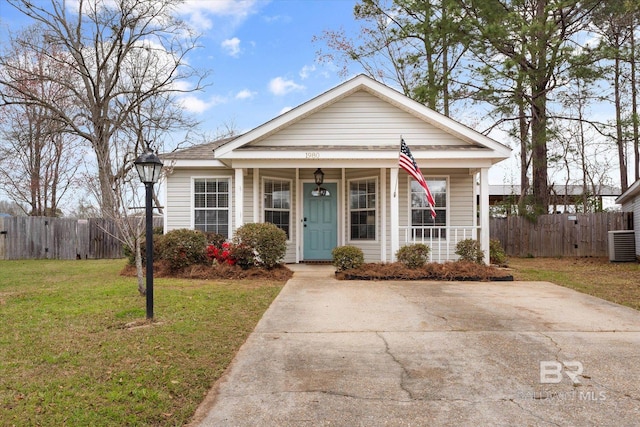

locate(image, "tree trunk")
(614, 56), (629, 192)
(531, 88), (549, 215)
(630, 21), (639, 182)
(135, 236), (145, 296)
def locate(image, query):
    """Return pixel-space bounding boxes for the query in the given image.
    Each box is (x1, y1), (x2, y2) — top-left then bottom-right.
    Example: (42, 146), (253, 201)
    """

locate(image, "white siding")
(621, 198), (640, 257)
(636, 200), (640, 257)
(256, 169), (297, 263)
(242, 168), (254, 225)
(345, 168), (382, 263)
(165, 168), (233, 232)
(252, 91), (468, 148)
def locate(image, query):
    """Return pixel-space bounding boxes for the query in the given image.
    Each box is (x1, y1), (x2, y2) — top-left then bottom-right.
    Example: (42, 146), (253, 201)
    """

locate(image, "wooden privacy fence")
(490, 212), (633, 257)
(0, 216), (163, 260)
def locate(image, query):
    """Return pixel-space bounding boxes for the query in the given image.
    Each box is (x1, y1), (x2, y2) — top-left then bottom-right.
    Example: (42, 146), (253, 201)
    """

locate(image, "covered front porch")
(229, 164), (491, 264)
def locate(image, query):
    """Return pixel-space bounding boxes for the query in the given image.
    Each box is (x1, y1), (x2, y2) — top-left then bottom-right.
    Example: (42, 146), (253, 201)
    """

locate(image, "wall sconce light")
(313, 168), (324, 186)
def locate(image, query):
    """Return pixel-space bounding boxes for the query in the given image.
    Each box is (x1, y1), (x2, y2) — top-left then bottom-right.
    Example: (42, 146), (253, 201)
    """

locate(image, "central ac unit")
(608, 230), (636, 262)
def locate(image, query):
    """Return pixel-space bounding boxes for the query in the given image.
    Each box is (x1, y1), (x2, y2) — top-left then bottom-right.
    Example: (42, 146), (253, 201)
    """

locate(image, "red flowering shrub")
(207, 242), (237, 266)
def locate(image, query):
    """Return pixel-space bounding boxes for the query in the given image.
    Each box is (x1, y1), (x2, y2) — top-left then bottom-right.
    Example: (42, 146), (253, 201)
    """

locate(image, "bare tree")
(0, 24), (80, 216)
(0, 0), (207, 217)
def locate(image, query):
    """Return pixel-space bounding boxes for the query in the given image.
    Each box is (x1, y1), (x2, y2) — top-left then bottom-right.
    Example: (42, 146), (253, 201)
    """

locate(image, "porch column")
(380, 167), (387, 262)
(390, 167), (399, 261)
(253, 167), (260, 222)
(472, 170), (479, 240)
(479, 167), (490, 264)
(295, 168), (300, 263)
(235, 168), (244, 231)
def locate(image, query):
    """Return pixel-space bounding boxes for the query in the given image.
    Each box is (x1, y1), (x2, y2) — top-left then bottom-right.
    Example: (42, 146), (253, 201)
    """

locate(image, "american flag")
(399, 139), (436, 219)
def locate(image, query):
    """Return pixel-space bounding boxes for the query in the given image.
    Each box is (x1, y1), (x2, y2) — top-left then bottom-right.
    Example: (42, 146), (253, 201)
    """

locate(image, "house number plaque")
(305, 152), (320, 159)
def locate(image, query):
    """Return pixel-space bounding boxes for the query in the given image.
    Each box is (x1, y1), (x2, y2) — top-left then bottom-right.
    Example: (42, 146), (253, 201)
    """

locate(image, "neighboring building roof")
(491, 184), (621, 198)
(616, 179), (640, 205)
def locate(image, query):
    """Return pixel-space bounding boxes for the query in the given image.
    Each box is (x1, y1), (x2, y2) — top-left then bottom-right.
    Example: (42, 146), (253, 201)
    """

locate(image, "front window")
(194, 178), (230, 237)
(349, 178), (376, 240)
(411, 177), (447, 238)
(264, 178), (291, 238)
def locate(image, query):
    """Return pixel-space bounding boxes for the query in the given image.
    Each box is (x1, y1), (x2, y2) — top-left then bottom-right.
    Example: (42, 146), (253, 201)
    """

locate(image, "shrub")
(204, 232), (226, 249)
(332, 245), (364, 271)
(124, 232), (163, 267)
(157, 228), (208, 271)
(396, 243), (430, 269)
(234, 223), (287, 269)
(490, 239), (507, 265)
(455, 239), (484, 264)
(230, 243), (256, 270)
(123, 243), (136, 266)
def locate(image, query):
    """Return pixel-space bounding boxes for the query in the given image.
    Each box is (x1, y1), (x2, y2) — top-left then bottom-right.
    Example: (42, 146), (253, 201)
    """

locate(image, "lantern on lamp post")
(134, 148), (163, 320)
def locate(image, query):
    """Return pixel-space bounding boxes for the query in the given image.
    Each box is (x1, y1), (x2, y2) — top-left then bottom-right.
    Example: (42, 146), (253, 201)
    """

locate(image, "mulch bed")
(121, 260), (512, 282)
(335, 261), (513, 281)
(120, 260), (294, 281)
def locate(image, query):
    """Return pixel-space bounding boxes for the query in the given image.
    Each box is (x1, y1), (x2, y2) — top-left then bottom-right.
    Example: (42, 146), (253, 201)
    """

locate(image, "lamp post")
(134, 149), (163, 320)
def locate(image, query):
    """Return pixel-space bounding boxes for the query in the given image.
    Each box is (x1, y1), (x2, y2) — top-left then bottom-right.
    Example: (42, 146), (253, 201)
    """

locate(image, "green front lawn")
(0, 259), (283, 426)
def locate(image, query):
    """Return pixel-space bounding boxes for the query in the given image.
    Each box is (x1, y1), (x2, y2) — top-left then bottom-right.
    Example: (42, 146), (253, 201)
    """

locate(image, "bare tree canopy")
(0, 24), (81, 216)
(0, 0), (207, 216)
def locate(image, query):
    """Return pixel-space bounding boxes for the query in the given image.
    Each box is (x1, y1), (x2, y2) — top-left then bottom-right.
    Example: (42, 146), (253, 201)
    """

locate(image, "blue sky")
(0, 0), (364, 137)
(171, 0), (364, 136)
(0, 0), (568, 192)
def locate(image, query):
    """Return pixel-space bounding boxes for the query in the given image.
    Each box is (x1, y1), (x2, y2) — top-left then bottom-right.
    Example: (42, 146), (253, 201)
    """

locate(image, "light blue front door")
(303, 183), (338, 260)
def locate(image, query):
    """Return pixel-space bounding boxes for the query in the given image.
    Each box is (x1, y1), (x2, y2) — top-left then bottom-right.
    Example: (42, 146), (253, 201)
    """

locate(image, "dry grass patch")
(509, 257), (640, 310)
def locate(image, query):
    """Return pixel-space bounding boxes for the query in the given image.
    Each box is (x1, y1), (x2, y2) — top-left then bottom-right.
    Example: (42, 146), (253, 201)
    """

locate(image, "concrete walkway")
(192, 265), (640, 426)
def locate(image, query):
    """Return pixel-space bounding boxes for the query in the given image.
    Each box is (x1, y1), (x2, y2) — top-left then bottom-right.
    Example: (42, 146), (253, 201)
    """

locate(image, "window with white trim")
(264, 178), (291, 238)
(349, 178), (376, 240)
(194, 178), (230, 237)
(410, 177), (447, 238)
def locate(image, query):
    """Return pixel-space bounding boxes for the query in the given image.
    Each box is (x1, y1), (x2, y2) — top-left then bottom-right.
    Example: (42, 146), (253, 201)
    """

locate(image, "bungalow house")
(162, 75), (511, 264)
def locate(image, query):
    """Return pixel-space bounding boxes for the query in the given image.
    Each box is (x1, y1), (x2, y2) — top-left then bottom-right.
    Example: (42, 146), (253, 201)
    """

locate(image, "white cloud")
(179, 95), (227, 113)
(299, 64), (316, 80)
(179, 0), (262, 31)
(221, 37), (242, 57)
(279, 106), (293, 115)
(236, 89), (257, 100)
(263, 14), (292, 24)
(268, 77), (305, 96)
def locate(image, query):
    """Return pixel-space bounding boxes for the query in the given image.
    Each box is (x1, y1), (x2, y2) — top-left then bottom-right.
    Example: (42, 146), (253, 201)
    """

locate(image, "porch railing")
(399, 226), (480, 263)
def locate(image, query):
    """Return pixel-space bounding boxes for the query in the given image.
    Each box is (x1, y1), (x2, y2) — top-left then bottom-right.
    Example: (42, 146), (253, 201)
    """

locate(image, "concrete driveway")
(192, 265), (640, 426)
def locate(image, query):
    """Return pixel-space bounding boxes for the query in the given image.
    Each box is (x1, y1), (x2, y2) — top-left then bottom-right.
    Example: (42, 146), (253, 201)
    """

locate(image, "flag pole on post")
(399, 138), (436, 219)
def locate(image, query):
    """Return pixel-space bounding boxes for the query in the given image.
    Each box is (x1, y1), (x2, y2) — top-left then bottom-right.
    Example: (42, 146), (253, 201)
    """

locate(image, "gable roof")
(213, 74), (511, 161)
(161, 136), (237, 161)
(616, 179), (640, 205)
